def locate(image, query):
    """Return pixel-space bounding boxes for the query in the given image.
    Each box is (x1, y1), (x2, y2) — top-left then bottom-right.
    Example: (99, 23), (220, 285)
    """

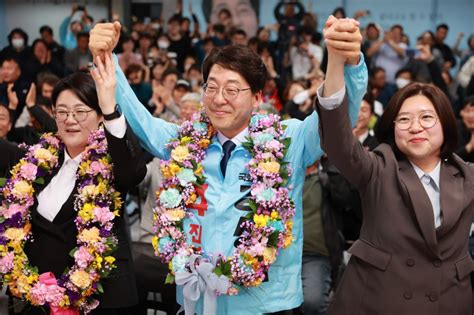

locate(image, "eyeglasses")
(202, 83), (251, 100)
(394, 111), (438, 131)
(54, 109), (94, 122)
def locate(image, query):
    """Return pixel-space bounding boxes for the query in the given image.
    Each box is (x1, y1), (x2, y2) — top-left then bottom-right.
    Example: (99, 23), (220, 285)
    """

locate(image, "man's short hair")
(436, 24), (449, 31)
(39, 25), (53, 35)
(202, 45), (267, 93)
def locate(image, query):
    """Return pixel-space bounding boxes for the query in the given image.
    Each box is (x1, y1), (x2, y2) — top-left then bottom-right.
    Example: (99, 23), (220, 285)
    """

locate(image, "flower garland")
(152, 111), (295, 294)
(0, 129), (121, 314)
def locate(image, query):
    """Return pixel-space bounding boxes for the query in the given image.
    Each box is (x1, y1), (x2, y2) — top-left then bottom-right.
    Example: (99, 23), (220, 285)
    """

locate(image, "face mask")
(158, 40), (169, 50)
(151, 23), (161, 30)
(190, 79), (198, 87)
(396, 78), (410, 89)
(12, 38), (24, 49)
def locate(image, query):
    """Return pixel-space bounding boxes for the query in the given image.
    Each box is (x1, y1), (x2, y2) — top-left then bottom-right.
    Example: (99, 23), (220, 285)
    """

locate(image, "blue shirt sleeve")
(299, 53), (368, 167)
(114, 54), (178, 159)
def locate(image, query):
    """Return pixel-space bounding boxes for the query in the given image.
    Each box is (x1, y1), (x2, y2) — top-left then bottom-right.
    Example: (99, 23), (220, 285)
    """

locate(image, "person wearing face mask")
(59, 3), (85, 50)
(395, 68), (414, 89)
(0, 64), (146, 314)
(0, 28), (33, 68)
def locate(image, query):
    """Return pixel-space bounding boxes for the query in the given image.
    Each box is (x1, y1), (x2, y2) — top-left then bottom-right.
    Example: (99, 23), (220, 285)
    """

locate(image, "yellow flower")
(95, 254), (103, 268)
(34, 148), (53, 160)
(4, 228), (26, 242)
(78, 161), (91, 176)
(180, 136), (192, 145)
(169, 163), (182, 176)
(151, 236), (159, 252)
(263, 247), (277, 264)
(270, 211), (279, 220)
(79, 203), (94, 221)
(82, 185), (96, 196)
(194, 164), (203, 176)
(198, 139), (210, 148)
(70, 270), (92, 289)
(253, 214), (269, 228)
(112, 192), (122, 209)
(165, 209), (186, 221)
(283, 233), (293, 248)
(186, 193), (197, 205)
(171, 146), (190, 163)
(104, 256), (116, 265)
(78, 227), (101, 244)
(12, 181), (33, 197)
(96, 182), (107, 195)
(16, 275), (31, 293)
(259, 161), (280, 173)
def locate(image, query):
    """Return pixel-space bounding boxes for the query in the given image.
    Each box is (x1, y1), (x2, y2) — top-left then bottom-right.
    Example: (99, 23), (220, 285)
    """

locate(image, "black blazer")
(1, 125), (146, 309)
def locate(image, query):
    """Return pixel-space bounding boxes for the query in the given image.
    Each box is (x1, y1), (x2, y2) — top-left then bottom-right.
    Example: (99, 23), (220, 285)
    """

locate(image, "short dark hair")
(395, 68), (414, 80)
(231, 29), (247, 38)
(202, 45), (267, 93)
(362, 92), (375, 114)
(0, 104), (12, 123)
(76, 31), (90, 40)
(370, 66), (386, 77)
(391, 24), (403, 32)
(168, 15), (181, 25)
(51, 72), (101, 115)
(436, 24), (449, 31)
(125, 63), (144, 78)
(39, 25), (53, 35)
(161, 68), (180, 83)
(38, 73), (60, 89)
(375, 83), (458, 159)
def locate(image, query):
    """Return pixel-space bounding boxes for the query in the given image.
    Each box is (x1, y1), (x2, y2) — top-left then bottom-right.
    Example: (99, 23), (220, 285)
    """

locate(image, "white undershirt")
(35, 116), (127, 222)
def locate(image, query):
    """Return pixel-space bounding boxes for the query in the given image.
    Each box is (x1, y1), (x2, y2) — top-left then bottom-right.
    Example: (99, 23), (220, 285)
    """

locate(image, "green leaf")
(165, 273), (175, 284)
(221, 261), (231, 276)
(268, 231), (280, 247)
(249, 200), (257, 212)
(34, 177), (45, 185)
(0, 178), (6, 187)
(69, 247), (78, 257)
(214, 266), (223, 276)
(0, 217), (4, 223)
(97, 282), (104, 293)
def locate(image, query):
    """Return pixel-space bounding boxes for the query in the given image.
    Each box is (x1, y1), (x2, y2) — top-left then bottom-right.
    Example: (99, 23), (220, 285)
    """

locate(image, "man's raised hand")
(324, 15), (362, 65)
(89, 22), (121, 60)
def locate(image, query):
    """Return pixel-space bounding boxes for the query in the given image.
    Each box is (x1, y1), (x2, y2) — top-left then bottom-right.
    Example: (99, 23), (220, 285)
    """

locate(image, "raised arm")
(297, 16), (367, 167)
(90, 52), (147, 190)
(89, 22), (178, 159)
(315, 16), (377, 188)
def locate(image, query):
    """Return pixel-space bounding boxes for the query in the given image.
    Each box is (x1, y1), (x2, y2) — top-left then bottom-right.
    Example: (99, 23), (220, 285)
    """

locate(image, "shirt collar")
(64, 150), (83, 166)
(410, 160), (441, 189)
(217, 128), (249, 147)
(357, 130), (369, 144)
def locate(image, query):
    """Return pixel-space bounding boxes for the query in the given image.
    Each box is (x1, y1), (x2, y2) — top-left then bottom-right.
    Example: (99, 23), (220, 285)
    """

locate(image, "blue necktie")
(220, 140), (236, 177)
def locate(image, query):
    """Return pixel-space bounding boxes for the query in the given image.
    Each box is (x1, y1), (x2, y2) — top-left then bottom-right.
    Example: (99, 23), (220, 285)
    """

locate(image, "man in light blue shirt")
(88, 17), (367, 315)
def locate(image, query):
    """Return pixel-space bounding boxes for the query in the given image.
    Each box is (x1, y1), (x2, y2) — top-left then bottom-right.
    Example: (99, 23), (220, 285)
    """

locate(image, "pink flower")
(29, 283), (48, 305)
(93, 207), (115, 224)
(0, 204), (27, 219)
(0, 252), (14, 273)
(20, 163), (38, 180)
(89, 161), (108, 176)
(74, 246), (94, 268)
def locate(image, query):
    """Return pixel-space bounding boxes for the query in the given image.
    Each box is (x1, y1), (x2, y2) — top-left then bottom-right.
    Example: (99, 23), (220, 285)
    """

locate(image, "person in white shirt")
(0, 70), (146, 314)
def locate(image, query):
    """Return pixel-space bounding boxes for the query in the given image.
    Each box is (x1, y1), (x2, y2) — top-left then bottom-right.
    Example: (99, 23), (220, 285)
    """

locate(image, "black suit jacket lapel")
(398, 159), (440, 257)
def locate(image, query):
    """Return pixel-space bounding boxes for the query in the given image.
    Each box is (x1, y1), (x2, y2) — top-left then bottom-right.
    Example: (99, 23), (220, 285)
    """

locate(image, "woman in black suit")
(0, 66), (146, 314)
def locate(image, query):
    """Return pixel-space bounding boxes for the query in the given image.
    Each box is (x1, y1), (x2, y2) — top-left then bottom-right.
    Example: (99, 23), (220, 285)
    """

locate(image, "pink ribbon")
(38, 273), (80, 315)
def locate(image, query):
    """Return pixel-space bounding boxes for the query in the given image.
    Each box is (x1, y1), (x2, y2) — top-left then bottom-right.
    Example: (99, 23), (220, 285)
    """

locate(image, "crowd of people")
(0, 1), (473, 315)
